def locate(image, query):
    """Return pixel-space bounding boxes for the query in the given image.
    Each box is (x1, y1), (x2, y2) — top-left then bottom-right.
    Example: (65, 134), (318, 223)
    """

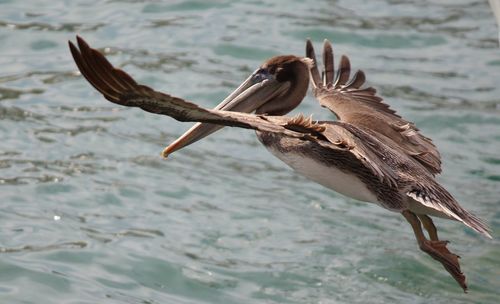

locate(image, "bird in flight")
(69, 36), (491, 292)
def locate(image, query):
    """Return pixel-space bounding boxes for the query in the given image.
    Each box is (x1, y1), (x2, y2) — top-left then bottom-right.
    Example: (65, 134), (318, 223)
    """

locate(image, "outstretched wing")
(69, 36), (397, 187)
(69, 36), (317, 142)
(306, 40), (442, 175)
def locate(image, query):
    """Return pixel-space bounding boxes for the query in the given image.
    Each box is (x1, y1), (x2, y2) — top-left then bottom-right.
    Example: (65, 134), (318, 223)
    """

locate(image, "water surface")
(1, 0), (500, 303)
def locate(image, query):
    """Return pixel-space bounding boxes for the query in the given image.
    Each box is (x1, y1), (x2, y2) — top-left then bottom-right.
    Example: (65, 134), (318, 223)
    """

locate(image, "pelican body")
(69, 36), (491, 292)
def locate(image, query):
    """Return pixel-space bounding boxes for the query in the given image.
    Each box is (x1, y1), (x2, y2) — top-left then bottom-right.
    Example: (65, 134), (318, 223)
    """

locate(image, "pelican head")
(162, 55), (312, 157)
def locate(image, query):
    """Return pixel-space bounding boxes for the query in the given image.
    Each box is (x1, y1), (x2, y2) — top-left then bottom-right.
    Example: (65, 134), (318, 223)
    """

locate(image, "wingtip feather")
(322, 40), (334, 87)
(305, 40), (321, 89)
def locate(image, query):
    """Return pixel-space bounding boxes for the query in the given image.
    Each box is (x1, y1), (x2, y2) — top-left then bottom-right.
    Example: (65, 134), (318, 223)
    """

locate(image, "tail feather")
(456, 209), (492, 239)
(407, 188), (492, 239)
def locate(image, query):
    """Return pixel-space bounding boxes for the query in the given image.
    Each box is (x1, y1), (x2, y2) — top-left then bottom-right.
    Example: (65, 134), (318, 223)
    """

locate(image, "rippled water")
(1, 0), (500, 303)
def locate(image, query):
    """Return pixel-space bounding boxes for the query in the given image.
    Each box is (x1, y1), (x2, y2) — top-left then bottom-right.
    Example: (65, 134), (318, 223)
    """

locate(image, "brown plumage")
(307, 40), (441, 175)
(69, 36), (491, 292)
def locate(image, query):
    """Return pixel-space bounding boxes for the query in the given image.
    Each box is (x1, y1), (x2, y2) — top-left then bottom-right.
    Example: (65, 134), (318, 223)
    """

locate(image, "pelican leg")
(402, 210), (467, 292)
(417, 214), (439, 241)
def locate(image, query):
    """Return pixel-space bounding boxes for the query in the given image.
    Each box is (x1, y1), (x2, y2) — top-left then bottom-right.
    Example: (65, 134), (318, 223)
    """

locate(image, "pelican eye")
(251, 68), (272, 84)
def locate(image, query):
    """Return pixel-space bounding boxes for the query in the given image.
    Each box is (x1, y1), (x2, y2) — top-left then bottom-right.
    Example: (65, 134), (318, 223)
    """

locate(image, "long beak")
(161, 70), (290, 157)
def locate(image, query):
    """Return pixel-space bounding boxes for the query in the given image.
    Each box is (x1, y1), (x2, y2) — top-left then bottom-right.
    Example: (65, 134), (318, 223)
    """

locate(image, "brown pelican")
(69, 36), (491, 292)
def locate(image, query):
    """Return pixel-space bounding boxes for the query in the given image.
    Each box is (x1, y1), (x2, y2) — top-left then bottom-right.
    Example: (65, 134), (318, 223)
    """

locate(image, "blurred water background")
(1, 0), (500, 303)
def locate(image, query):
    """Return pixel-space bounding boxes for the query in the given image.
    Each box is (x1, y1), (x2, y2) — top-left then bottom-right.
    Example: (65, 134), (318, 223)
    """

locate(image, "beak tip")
(162, 138), (188, 159)
(161, 148), (171, 159)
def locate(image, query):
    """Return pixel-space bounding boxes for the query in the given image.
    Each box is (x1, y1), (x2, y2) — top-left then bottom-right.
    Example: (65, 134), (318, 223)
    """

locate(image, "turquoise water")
(1, 0), (500, 303)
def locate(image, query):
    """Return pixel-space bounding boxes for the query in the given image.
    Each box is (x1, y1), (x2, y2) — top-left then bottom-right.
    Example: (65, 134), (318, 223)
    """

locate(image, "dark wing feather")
(306, 40), (442, 175)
